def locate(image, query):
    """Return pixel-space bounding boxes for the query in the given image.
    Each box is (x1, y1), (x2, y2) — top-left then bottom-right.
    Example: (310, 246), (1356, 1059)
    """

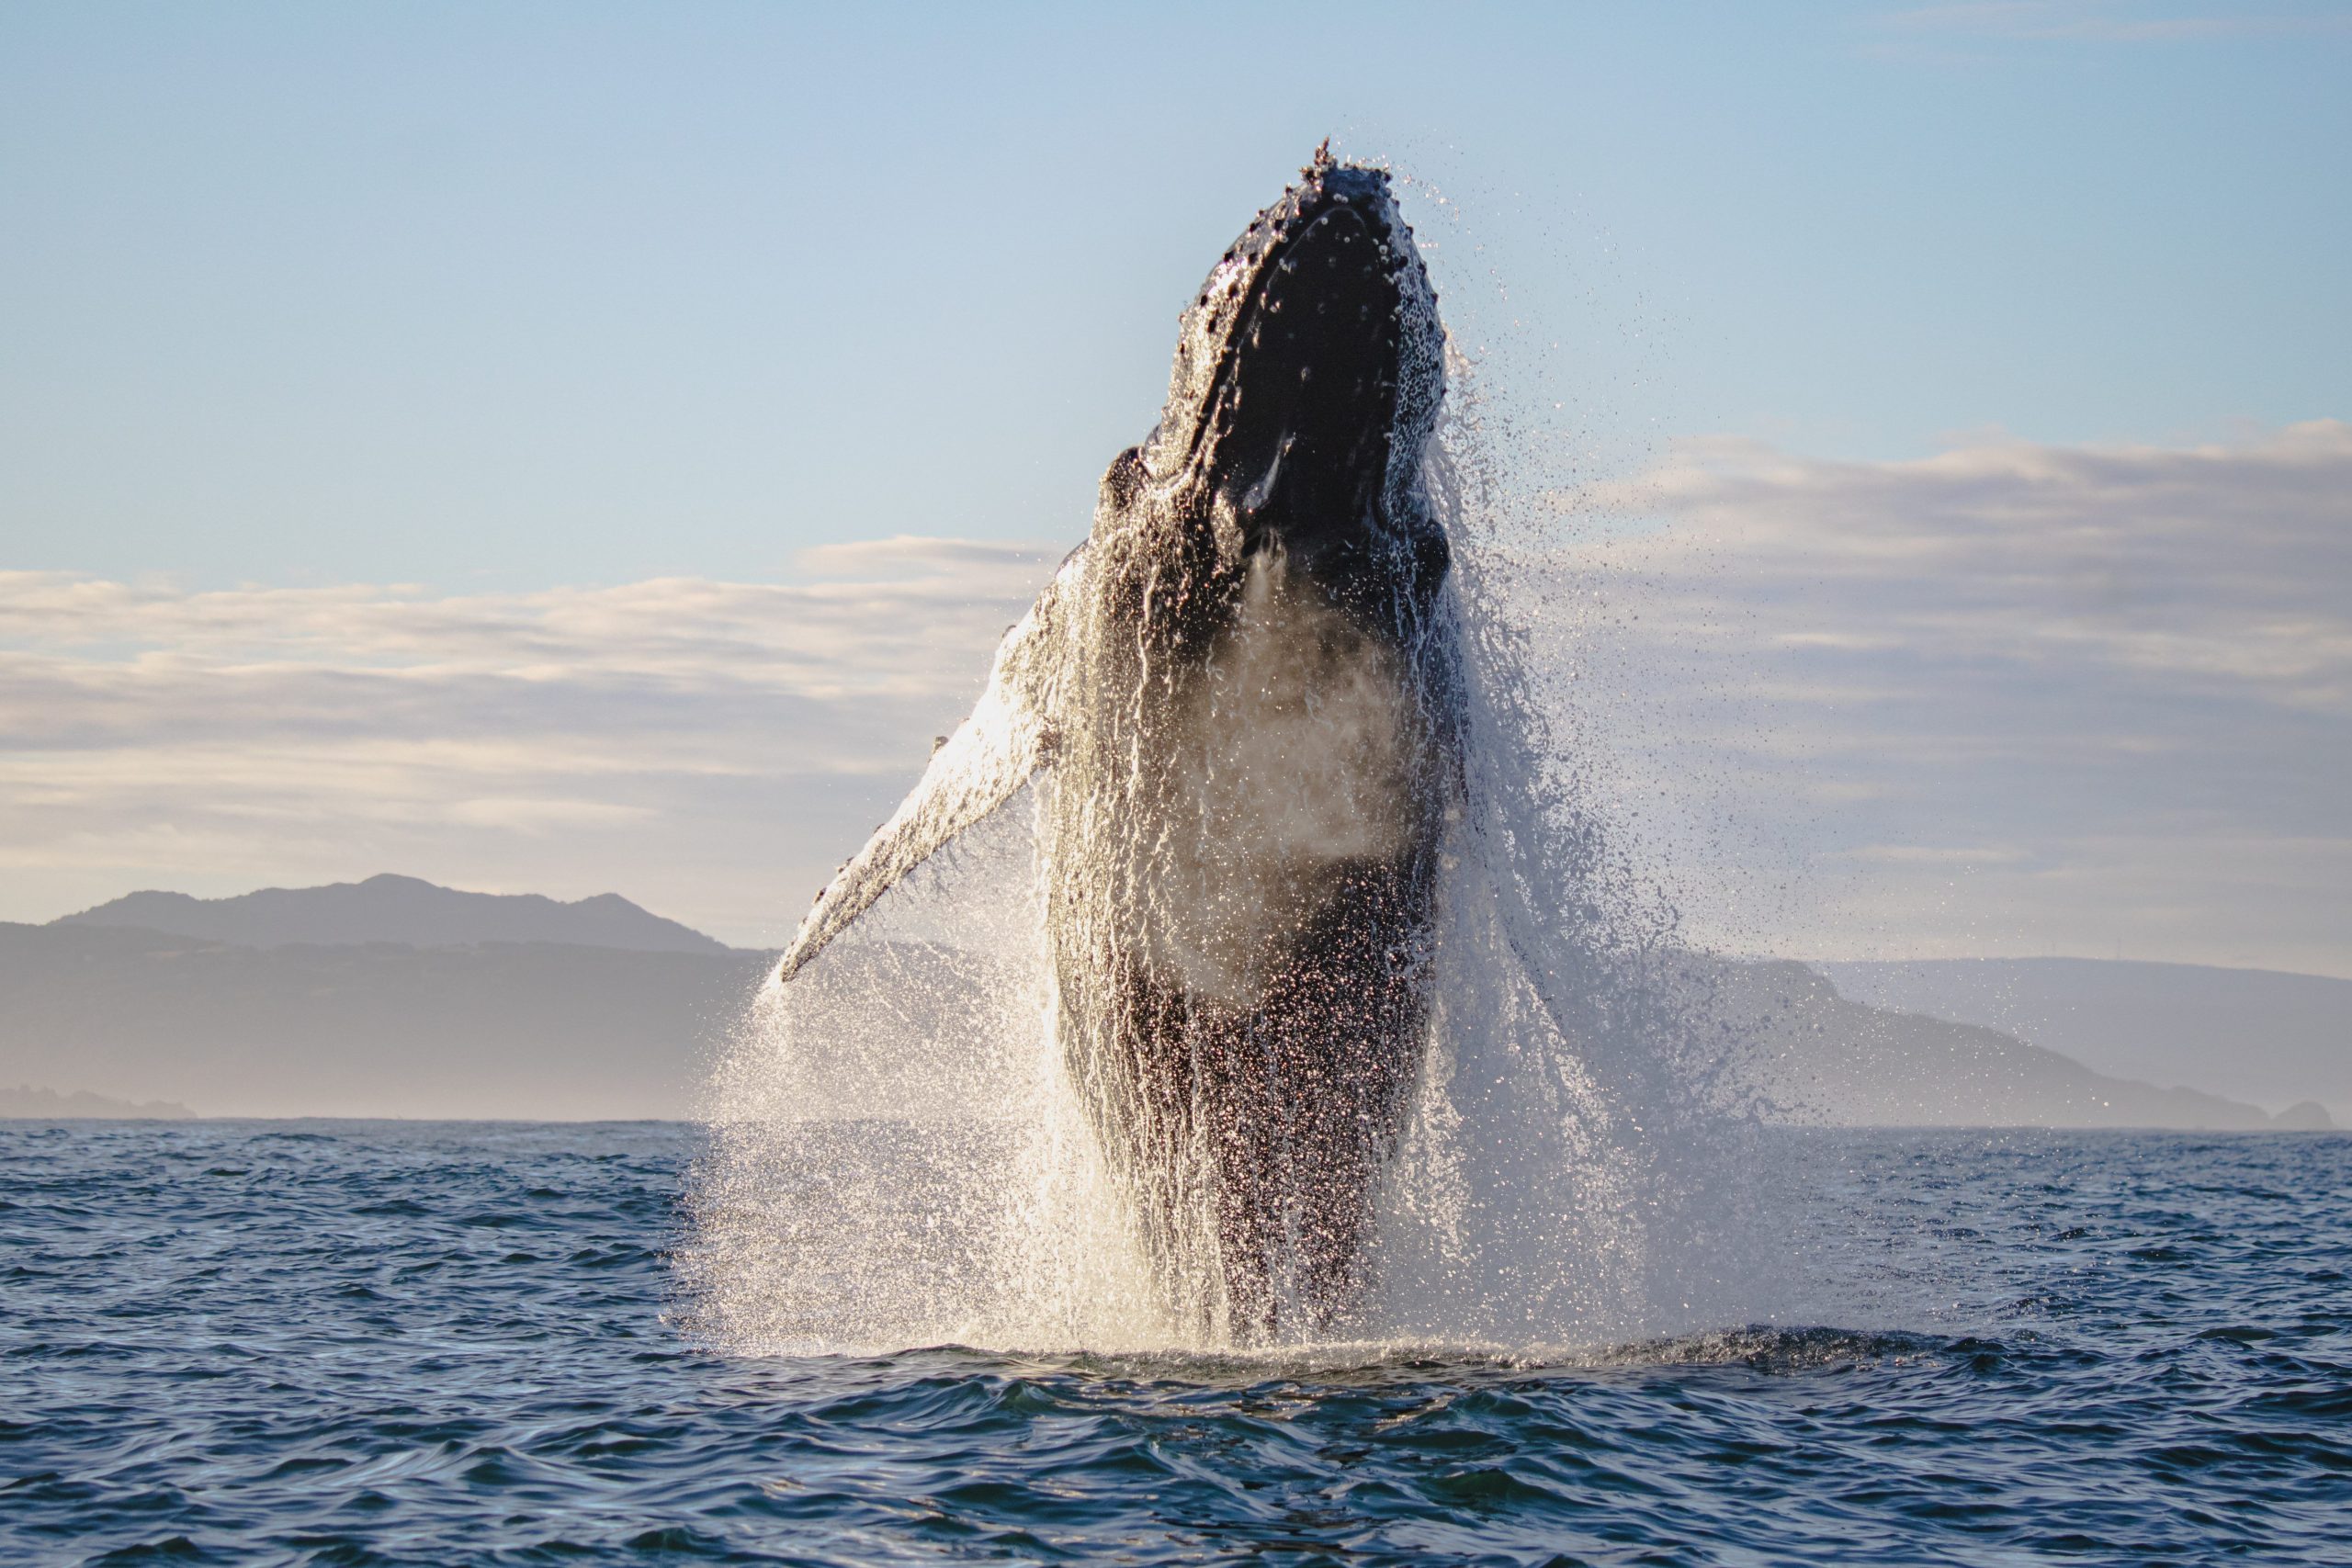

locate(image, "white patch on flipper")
(776, 547), (1085, 981)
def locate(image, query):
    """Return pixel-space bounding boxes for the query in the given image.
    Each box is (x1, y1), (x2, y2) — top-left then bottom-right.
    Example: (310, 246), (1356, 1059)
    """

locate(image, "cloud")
(0, 539), (1054, 945)
(1607, 420), (2350, 700)
(6, 429), (2346, 975)
(1569, 420), (2352, 975)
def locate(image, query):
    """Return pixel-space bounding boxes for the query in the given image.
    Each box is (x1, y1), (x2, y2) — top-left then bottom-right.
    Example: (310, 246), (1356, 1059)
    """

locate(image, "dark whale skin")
(774, 153), (1455, 1341)
(1043, 155), (1457, 1338)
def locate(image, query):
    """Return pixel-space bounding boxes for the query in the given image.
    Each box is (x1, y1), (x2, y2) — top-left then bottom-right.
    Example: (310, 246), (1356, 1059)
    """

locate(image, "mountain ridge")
(1716, 959), (2331, 1133)
(1, 920), (769, 1120)
(16, 878), (2344, 1124)
(1820, 956), (2351, 1122)
(0, 919), (2331, 1128)
(55, 874), (734, 956)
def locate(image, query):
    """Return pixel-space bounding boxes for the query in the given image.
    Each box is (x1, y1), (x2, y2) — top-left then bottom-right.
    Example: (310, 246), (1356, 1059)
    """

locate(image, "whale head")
(1102, 151), (1446, 600)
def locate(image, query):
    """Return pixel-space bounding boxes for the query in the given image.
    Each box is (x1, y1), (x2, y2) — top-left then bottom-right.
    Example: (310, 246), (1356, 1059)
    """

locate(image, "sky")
(3, 2), (2346, 972)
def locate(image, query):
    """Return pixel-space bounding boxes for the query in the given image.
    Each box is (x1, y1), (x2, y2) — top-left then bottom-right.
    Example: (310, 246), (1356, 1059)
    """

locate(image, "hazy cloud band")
(5, 424), (2344, 970)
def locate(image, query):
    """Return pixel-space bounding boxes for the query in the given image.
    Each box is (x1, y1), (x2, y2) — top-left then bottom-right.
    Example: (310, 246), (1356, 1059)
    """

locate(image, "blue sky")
(4, 1), (2346, 588)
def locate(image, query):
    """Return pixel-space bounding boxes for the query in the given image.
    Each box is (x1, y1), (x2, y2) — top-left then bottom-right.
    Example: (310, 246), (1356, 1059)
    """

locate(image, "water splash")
(678, 379), (1776, 1356)
(681, 148), (1781, 1354)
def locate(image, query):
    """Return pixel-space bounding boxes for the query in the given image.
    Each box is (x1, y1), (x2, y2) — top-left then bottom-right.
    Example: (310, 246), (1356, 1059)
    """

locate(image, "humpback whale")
(778, 149), (1457, 1339)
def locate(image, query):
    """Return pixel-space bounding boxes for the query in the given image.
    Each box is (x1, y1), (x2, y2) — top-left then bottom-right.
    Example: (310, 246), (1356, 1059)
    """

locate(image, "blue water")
(4, 1121), (2347, 1566)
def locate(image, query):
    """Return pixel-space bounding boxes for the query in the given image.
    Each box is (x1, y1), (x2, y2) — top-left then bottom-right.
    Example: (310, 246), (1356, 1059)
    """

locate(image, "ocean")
(4, 1119), (2346, 1566)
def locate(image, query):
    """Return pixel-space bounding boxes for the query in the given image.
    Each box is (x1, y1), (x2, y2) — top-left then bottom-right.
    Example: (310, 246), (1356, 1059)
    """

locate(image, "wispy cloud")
(0, 540), (1055, 944)
(6, 428), (2346, 974)
(1578, 420), (2352, 974)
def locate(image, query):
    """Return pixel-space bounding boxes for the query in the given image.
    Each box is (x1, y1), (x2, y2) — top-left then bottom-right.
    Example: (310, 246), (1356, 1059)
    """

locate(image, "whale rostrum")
(777, 152), (1458, 1340)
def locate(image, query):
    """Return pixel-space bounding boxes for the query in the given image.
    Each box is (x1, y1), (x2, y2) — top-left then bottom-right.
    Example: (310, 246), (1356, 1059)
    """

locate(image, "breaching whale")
(777, 149), (1458, 1339)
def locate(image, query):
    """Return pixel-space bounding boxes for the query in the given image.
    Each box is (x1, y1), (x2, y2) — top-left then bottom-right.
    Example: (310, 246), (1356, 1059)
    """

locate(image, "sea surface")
(4, 1119), (2347, 1566)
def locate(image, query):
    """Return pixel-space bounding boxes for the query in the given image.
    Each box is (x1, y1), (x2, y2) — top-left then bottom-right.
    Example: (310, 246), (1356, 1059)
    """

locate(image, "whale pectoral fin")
(775, 560), (1075, 984)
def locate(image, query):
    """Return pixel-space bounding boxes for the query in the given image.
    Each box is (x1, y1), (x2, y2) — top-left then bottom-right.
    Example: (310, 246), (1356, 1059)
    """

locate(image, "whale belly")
(1142, 549), (1434, 1004)
(1050, 548), (1446, 1336)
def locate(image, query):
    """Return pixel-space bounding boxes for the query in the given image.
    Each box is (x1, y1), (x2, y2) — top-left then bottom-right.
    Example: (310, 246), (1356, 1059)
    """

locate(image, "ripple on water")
(1, 1122), (2348, 1565)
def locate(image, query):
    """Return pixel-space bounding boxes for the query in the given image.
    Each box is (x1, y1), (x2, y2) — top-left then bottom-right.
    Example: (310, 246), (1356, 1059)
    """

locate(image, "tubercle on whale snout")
(1193, 162), (1415, 310)
(1114, 168), (1444, 625)
(1147, 160), (1441, 515)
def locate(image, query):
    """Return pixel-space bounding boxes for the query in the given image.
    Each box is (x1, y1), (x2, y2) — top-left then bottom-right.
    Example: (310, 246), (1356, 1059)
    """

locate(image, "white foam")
(680, 377), (1796, 1356)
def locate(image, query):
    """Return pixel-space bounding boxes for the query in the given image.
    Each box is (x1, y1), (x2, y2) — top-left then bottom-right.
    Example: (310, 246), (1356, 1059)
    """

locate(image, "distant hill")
(2, 921), (768, 1120)
(1712, 960), (2329, 1132)
(0, 912), (2327, 1126)
(1, 1084), (194, 1120)
(1819, 958), (2351, 1122)
(55, 874), (733, 956)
